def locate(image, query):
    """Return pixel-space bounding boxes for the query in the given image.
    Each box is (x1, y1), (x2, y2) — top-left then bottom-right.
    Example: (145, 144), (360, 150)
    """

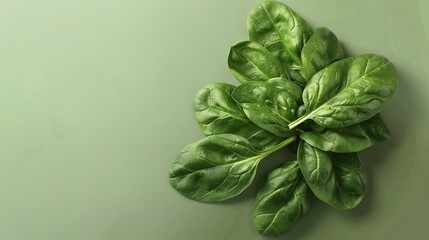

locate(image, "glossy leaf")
(267, 77), (303, 103)
(253, 161), (312, 236)
(248, 0), (312, 86)
(301, 27), (344, 80)
(194, 82), (246, 135)
(169, 134), (296, 202)
(232, 82), (298, 138)
(289, 54), (397, 129)
(297, 141), (366, 210)
(228, 41), (284, 83)
(193, 82), (284, 150)
(300, 114), (390, 153)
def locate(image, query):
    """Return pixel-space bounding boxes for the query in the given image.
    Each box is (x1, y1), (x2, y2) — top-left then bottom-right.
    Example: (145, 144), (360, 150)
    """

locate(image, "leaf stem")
(261, 135), (297, 157)
(288, 115), (310, 129)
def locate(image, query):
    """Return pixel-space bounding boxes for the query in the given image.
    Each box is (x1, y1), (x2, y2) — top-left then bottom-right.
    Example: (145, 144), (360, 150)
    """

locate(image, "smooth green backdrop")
(0, 0), (427, 239)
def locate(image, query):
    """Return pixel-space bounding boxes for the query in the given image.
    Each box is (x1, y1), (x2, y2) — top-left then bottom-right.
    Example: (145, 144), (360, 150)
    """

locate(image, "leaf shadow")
(340, 63), (420, 220)
(263, 63), (421, 239)
(205, 58), (421, 239)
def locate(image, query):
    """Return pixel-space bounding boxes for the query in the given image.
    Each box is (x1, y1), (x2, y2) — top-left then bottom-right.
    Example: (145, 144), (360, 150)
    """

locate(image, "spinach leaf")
(194, 82), (246, 135)
(301, 27), (344, 81)
(248, 0), (313, 86)
(169, 134), (296, 202)
(232, 82), (299, 137)
(289, 54), (397, 129)
(193, 82), (284, 150)
(300, 114), (390, 153)
(228, 41), (284, 83)
(253, 161), (312, 236)
(297, 141), (366, 210)
(267, 77), (303, 103)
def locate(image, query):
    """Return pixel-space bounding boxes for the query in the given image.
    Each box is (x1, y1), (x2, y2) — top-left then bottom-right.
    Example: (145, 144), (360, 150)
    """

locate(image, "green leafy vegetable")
(253, 161), (312, 236)
(301, 27), (344, 80)
(232, 81), (298, 137)
(169, 134), (296, 202)
(248, 0), (312, 86)
(193, 82), (284, 150)
(267, 77), (303, 103)
(228, 41), (284, 83)
(289, 54), (397, 129)
(300, 114), (390, 153)
(169, 0), (397, 237)
(297, 141), (367, 210)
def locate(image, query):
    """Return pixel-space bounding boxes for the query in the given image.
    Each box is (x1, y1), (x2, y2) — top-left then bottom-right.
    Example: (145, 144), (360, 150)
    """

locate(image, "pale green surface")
(0, 0), (427, 239)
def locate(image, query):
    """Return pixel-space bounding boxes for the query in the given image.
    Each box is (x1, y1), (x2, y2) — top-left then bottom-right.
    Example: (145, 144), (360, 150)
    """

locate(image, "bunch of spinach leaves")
(169, 0), (396, 237)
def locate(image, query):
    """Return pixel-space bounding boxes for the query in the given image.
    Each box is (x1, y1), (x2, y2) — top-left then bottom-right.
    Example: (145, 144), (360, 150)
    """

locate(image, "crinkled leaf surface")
(300, 114), (390, 153)
(297, 141), (367, 210)
(228, 41), (284, 83)
(248, 0), (312, 86)
(170, 134), (295, 202)
(267, 77), (303, 103)
(253, 161), (312, 236)
(301, 27), (344, 81)
(169, 134), (263, 202)
(290, 54), (397, 129)
(232, 82), (298, 138)
(193, 82), (283, 150)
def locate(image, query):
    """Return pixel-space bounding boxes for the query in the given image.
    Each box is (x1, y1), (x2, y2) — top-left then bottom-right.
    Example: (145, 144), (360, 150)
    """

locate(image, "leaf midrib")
(306, 59), (390, 118)
(260, 3), (302, 66)
(232, 47), (272, 80)
(260, 172), (303, 235)
(171, 150), (263, 178)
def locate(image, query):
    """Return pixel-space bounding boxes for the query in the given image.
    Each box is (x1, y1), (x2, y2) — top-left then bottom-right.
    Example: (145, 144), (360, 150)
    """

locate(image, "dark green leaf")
(300, 114), (390, 153)
(232, 82), (298, 138)
(253, 161), (312, 236)
(169, 134), (296, 202)
(297, 141), (366, 210)
(301, 27), (344, 81)
(194, 83), (246, 134)
(267, 77), (303, 103)
(289, 54), (397, 129)
(228, 41), (284, 83)
(305, 120), (325, 132)
(248, 1), (312, 86)
(193, 82), (284, 150)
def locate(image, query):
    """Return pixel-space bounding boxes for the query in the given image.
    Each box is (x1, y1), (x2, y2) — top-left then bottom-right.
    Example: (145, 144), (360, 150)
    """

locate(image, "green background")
(0, 0), (427, 239)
